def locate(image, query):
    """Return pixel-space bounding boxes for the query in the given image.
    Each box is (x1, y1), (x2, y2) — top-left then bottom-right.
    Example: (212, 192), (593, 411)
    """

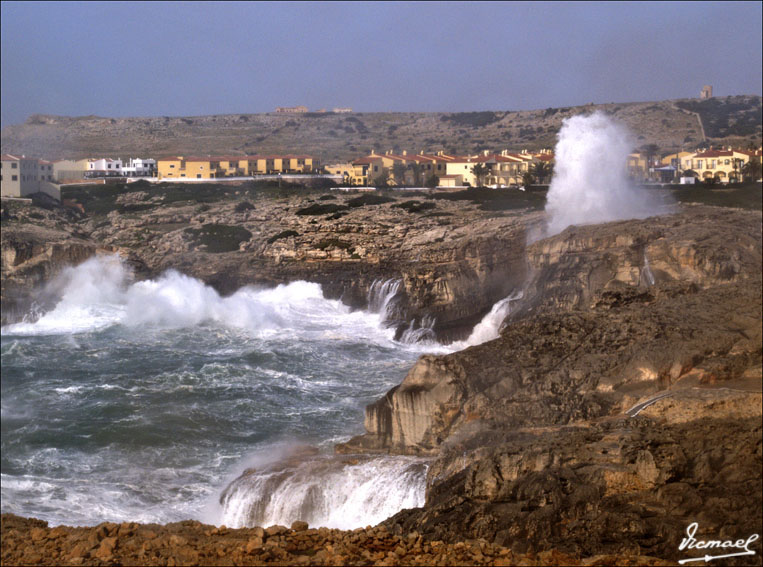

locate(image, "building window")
(12, 175), (17, 181)
(197, 174), (202, 178)
(170, 164), (175, 168)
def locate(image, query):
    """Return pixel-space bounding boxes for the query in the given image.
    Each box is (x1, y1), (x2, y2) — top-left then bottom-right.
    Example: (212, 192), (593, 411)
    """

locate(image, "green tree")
(641, 144), (660, 180)
(408, 163), (423, 186)
(373, 167), (390, 188)
(530, 161), (554, 184)
(425, 174), (438, 188)
(471, 163), (488, 187)
(731, 158), (743, 182)
(742, 157), (761, 182)
(522, 171), (535, 187)
(392, 162), (407, 186)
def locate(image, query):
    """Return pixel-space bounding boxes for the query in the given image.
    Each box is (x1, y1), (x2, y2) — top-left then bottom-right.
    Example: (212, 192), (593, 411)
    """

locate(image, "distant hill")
(1, 95), (760, 162)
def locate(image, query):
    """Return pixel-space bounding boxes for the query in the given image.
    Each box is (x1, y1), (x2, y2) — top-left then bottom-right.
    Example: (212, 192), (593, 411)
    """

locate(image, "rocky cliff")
(2, 187), (761, 563)
(335, 205), (762, 562)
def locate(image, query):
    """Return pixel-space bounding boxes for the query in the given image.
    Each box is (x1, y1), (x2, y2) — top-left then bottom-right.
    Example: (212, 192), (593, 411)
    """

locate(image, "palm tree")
(641, 144), (660, 181)
(392, 162), (407, 186)
(530, 161), (554, 184)
(471, 163), (488, 187)
(731, 158), (742, 183)
(408, 162), (423, 186)
(742, 157), (761, 182)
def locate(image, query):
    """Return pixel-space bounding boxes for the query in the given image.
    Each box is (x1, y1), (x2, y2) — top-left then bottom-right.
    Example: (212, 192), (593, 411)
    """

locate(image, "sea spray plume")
(545, 112), (663, 236)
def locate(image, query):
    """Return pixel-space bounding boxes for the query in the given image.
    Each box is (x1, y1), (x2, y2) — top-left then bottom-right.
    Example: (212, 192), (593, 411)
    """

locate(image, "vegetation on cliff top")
(184, 223), (252, 253)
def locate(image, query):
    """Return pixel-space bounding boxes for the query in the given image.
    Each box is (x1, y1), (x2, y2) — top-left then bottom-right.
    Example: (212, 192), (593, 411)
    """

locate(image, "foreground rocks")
(0, 514), (674, 566)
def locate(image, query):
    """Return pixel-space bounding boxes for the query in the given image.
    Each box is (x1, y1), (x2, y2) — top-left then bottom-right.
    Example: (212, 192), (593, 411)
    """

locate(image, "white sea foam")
(449, 290), (524, 349)
(1, 256), (403, 348)
(545, 112), (664, 237)
(216, 451), (427, 529)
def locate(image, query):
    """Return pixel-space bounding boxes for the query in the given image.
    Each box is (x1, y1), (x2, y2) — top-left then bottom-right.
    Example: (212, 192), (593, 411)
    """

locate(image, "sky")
(1, 1), (762, 127)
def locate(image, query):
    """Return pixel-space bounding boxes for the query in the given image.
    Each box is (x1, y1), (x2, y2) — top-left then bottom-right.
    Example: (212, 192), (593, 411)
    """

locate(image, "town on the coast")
(3, 92), (762, 203)
(3, 142), (762, 204)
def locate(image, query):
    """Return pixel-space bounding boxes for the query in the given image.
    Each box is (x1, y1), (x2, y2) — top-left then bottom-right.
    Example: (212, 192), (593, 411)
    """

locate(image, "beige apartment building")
(51, 159), (90, 182)
(156, 155), (315, 180)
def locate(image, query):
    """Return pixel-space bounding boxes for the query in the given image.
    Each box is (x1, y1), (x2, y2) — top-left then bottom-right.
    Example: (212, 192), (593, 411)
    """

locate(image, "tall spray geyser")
(544, 111), (663, 236)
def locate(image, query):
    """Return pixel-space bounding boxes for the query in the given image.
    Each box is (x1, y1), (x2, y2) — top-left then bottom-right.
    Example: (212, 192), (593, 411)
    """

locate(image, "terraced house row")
(326, 149), (555, 187)
(628, 146), (762, 183)
(156, 155), (315, 180)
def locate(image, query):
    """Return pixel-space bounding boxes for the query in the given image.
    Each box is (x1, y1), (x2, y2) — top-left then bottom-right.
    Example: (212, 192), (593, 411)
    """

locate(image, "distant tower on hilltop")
(700, 85), (713, 99)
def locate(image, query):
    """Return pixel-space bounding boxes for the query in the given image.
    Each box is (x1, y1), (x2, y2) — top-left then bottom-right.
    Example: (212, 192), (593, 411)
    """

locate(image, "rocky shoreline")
(1, 184), (761, 565)
(0, 514), (674, 566)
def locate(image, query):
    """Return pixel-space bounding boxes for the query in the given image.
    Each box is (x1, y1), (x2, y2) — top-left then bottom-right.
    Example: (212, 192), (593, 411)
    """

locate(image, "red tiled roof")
(164, 155), (313, 163)
(734, 149), (762, 157)
(352, 156), (384, 165)
(471, 154), (523, 163)
(2, 154), (44, 162)
(695, 150), (733, 158)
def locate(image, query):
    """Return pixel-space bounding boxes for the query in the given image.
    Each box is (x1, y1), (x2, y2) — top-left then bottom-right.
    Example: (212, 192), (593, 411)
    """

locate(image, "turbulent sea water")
(0, 256), (468, 529)
(1, 255), (513, 529)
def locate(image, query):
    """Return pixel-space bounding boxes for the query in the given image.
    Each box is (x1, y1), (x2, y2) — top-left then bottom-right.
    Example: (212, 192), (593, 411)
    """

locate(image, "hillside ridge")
(2, 95), (760, 162)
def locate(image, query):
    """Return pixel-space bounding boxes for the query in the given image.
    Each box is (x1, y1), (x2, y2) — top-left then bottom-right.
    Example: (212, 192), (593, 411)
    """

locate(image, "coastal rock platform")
(2, 184), (761, 565)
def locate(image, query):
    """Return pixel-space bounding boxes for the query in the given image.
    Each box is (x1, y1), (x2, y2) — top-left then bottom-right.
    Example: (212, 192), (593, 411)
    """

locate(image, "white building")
(87, 158), (123, 176)
(121, 158), (156, 177)
(1, 154), (61, 201)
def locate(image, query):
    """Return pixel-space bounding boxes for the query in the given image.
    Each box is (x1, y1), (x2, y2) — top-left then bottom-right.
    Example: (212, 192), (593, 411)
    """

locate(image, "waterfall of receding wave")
(217, 450), (427, 529)
(367, 278), (402, 322)
(450, 290), (524, 349)
(366, 278), (436, 344)
(544, 111), (665, 237)
(642, 251), (655, 286)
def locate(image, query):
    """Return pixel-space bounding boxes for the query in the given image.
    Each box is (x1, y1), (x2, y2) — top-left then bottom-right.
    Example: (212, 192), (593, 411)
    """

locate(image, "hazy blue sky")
(2, 1), (761, 126)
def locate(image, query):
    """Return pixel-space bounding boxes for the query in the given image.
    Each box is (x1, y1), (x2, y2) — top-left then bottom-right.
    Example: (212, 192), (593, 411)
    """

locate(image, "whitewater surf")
(2, 255), (518, 529)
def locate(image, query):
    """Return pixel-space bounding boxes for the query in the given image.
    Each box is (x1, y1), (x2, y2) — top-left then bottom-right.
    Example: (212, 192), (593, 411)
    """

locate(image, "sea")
(1, 255), (513, 529)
